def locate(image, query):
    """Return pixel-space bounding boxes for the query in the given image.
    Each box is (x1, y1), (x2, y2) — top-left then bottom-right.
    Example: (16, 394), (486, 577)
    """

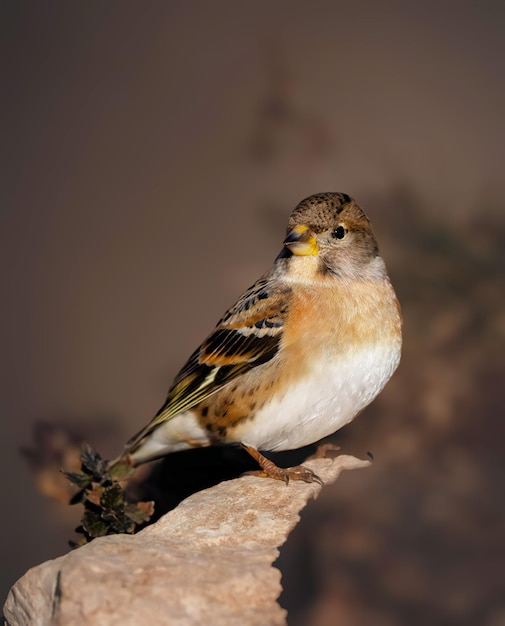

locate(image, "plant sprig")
(63, 443), (154, 547)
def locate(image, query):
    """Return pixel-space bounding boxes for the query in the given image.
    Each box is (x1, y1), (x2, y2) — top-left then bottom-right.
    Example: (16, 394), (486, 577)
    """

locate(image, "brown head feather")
(288, 193), (371, 233)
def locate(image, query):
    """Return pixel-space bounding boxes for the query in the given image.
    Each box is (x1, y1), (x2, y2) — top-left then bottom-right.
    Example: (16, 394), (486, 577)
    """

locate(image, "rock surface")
(3, 455), (369, 626)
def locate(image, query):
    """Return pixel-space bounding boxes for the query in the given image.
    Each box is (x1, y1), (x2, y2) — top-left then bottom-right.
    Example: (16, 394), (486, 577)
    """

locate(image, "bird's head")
(281, 192), (384, 281)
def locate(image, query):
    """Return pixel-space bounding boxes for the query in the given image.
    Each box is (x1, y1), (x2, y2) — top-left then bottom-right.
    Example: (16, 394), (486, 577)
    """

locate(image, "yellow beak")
(283, 224), (319, 256)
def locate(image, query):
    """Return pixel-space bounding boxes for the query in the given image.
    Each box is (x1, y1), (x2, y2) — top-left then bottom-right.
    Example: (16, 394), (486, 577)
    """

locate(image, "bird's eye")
(331, 226), (347, 239)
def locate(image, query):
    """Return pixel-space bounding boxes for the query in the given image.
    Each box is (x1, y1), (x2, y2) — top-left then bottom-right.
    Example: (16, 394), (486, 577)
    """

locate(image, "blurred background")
(2, 1), (504, 623)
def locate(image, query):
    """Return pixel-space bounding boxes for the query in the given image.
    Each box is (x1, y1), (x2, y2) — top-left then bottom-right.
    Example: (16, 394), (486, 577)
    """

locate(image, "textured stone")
(3, 455), (369, 626)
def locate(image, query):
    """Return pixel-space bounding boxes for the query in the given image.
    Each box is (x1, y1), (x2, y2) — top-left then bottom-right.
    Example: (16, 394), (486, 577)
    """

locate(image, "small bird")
(117, 193), (402, 484)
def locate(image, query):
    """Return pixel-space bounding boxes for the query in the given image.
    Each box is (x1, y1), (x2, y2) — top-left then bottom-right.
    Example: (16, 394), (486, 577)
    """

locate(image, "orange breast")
(196, 278), (401, 441)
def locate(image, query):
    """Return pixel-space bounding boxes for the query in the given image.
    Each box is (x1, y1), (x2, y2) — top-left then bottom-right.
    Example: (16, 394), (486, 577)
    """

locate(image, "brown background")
(2, 2), (505, 623)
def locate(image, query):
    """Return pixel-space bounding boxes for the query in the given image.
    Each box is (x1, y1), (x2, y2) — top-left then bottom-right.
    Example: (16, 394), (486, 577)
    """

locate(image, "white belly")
(230, 342), (401, 451)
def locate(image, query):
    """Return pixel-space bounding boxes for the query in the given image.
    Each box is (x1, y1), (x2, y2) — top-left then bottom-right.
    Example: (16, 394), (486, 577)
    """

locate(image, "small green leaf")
(82, 510), (108, 538)
(113, 515), (136, 535)
(80, 442), (105, 476)
(100, 483), (125, 511)
(124, 501), (155, 525)
(108, 461), (135, 481)
(62, 470), (91, 488)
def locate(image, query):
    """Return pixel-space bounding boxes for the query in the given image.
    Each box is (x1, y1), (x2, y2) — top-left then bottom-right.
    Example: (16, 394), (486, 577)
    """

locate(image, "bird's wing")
(125, 277), (291, 450)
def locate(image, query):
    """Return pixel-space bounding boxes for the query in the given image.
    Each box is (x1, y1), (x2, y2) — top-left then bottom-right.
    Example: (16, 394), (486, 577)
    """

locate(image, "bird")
(115, 192), (402, 484)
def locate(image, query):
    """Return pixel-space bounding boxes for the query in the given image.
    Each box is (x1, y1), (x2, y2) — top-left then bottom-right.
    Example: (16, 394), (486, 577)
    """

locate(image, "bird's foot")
(241, 443), (323, 485)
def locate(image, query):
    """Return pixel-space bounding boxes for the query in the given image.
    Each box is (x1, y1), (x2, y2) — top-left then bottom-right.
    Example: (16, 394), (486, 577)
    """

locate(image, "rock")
(3, 455), (369, 626)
